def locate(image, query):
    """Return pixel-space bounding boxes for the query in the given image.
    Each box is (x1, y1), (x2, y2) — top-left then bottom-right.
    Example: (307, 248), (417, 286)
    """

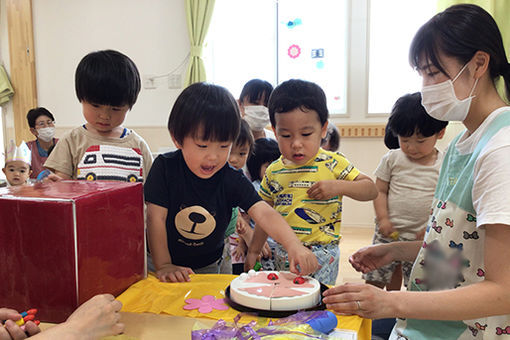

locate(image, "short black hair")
(387, 92), (448, 138)
(239, 79), (274, 106)
(236, 119), (254, 151)
(268, 79), (328, 127)
(321, 122), (340, 152)
(75, 50), (141, 108)
(168, 82), (240, 145)
(384, 123), (400, 150)
(26, 107), (55, 128)
(246, 138), (281, 182)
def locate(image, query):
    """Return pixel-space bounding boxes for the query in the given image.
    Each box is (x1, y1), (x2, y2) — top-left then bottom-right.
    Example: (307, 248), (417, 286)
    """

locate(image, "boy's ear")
(2, 168), (5, 175)
(320, 122), (329, 139)
(171, 134), (182, 149)
(437, 128), (446, 139)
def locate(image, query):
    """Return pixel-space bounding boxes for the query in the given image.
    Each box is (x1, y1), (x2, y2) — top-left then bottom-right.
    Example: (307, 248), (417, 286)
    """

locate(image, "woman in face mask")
(238, 79), (275, 141)
(322, 4), (510, 339)
(26, 107), (59, 179)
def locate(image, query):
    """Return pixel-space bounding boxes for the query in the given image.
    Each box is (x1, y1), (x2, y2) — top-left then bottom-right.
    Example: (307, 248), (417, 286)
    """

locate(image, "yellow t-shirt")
(259, 148), (359, 244)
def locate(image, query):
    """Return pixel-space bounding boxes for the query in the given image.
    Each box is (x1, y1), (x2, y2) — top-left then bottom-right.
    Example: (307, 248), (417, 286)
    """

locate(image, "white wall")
(9, 0), (189, 130)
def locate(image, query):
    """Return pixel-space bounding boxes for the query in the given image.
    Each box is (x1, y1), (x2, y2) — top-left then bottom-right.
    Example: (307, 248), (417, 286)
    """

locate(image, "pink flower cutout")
(183, 295), (229, 313)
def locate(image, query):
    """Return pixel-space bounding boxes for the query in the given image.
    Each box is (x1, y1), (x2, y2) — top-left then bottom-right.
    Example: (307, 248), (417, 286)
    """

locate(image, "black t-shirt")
(144, 150), (262, 269)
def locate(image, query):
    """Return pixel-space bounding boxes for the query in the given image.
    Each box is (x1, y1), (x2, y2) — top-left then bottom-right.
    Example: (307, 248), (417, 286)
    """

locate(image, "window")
(205, 0), (437, 119)
(368, 0), (437, 114)
(205, 0), (348, 114)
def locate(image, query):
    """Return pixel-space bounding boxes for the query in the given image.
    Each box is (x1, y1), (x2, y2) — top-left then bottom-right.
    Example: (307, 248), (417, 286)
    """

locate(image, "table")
(114, 274), (371, 339)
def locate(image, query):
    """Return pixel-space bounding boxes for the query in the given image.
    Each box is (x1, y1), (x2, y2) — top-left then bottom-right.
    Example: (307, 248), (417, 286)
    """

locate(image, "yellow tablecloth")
(117, 274), (371, 339)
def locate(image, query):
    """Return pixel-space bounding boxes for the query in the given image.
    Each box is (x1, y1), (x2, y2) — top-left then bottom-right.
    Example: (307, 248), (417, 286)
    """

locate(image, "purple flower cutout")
(183, 295), (229, 313)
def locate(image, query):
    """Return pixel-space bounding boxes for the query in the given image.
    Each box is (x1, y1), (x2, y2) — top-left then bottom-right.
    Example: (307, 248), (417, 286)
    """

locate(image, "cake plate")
(224, 283), (328, 318)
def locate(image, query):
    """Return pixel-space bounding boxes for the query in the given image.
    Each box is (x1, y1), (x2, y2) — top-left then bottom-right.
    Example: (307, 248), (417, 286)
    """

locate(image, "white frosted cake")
(229, 270), (321, 311)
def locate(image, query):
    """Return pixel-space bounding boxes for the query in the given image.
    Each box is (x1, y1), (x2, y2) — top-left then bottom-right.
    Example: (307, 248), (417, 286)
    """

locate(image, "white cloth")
(374, 148), (443, 236)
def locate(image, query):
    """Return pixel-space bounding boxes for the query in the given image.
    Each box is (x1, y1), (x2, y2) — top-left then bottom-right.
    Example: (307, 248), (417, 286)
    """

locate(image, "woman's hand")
(323, 283), (397, 319)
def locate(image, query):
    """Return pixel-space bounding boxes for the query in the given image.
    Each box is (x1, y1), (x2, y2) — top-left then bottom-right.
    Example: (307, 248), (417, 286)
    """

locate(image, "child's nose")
(291, 138), (302, 149)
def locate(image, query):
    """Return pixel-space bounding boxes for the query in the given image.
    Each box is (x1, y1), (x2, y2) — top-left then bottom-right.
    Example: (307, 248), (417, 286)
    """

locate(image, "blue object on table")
(306, 311), (338, 334)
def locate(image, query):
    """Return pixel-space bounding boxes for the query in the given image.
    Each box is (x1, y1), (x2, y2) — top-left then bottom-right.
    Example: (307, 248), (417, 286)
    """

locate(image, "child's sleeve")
(143, 156), (169, 208)
(374, 150), (393, 182)
(43, 134), (75, 178)
(257, 171), (274, 203)
(231, 171), (262, 213)
(333, 152), (360, 181)
(139, 139), (154, 183)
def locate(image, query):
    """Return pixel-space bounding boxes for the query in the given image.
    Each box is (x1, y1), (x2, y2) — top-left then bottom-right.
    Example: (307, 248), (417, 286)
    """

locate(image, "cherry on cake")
(229, 270), (321, 311)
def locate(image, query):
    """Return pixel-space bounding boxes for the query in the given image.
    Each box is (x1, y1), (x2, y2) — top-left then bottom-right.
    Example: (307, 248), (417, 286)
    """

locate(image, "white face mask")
(37, 127), (56, 142)
(421, 63), (478, 122)
(244, 105), (270, 131)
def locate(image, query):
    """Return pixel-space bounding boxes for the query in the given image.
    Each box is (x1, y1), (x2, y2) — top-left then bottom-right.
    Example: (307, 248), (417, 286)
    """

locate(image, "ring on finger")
(356, 300), (361, 311)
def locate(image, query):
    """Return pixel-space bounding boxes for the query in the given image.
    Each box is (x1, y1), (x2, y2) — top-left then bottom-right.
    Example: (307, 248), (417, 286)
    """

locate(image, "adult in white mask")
(323, 4), (510, 340)
(238, 79), (275, 140)
(26, 107), (59, 179)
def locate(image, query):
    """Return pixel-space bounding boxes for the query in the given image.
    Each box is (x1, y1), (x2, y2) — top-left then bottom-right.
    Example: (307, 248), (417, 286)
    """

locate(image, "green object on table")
(253, 261), (262, 271)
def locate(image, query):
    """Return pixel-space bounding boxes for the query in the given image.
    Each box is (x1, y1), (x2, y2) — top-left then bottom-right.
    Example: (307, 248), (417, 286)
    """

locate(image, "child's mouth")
(293, 153), (305, 161)
(201, 165), (215, 174)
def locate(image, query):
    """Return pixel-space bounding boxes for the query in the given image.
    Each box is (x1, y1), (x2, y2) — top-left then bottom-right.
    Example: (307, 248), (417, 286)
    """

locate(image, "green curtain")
(184, 0), (215, 87)
(437, 0), (510, 101)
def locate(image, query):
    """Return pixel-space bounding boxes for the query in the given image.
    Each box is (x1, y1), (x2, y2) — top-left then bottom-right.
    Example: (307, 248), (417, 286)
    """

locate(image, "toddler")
(363, 92), (447, 290)
(2, 140), (31, 186)
(45, 50), (152, 182)
(144, 82), (318, 282)
(247, 79), (377, 285)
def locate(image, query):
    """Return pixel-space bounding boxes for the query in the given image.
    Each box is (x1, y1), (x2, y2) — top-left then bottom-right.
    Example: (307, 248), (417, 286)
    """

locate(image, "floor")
(336, 225), (374, 285)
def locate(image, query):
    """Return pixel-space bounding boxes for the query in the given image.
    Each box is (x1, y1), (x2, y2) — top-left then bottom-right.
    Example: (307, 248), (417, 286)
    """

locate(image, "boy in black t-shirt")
(144, 82), (318, 282)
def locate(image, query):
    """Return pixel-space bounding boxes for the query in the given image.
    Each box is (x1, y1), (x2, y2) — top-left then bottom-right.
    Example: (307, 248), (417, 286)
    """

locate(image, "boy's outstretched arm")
(373, 177), (395, 237)
(307, 173), (377, 201)
(247, 201), (319, 275)
(146, 203), (194, 282)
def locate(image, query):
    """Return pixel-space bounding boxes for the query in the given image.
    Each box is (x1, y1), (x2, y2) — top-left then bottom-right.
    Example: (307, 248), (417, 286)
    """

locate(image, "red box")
(0, 181), (145, 322)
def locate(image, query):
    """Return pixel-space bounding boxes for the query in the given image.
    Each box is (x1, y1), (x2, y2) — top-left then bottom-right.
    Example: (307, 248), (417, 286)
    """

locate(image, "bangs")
(169, 83), (241, 145)
(409, 18), (448, 77)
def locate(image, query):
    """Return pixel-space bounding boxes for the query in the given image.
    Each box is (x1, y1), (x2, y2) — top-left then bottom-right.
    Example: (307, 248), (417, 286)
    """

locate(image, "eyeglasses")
(35, 120), (55, 128)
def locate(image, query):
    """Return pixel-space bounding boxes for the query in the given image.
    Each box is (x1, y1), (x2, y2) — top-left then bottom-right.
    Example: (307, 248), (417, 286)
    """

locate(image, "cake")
(229, 270), (322, 311)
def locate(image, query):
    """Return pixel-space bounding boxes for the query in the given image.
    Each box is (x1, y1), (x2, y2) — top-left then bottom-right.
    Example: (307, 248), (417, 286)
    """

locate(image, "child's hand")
(349, 244), (395, 273)
(0, 308), (40, 339)
(286, 243), (319, 276)
(235, 217), (250, 235)
(232, 239), (247, 261)
(65, 294), (124, 339)
(377, 219), (395, 238)
(156, 264), (194, 282)
(244, 251), (259, 272)
(261, 241), (272, 259)
(307, 180), (340, 200)
(415, 228), (426, 240)
(44, 173), (63, 182)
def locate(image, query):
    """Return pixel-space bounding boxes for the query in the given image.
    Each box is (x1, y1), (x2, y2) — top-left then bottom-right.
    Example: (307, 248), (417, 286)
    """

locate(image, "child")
(26, 107), (59, 179)
(144, 82), (318, 282)
(324, 5), (510, 338)
(44, 50), (152, 182)
(222, 119), (255, 274)
(363, 92), (447, 291)
(238, 79), (275, 140)
(246, 137), (282, 271)
(246, 79), (378, 285)
(2, 140), (31, 186)
(320, 121), (340, 152)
